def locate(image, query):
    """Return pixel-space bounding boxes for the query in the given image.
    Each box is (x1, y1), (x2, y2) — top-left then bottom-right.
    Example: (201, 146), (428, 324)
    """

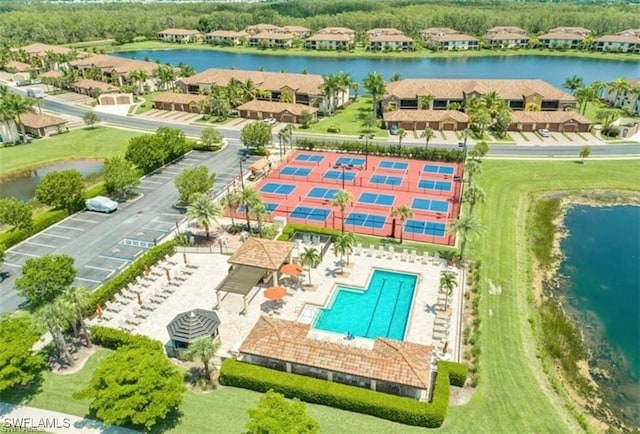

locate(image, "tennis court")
(370, 174), (403, 186)
(295, 153), (325, 163)
(423, 164), (455, 175)
(345, 212), (387, 229)
(379, 160), (409, 171)
(260, 183), (296, 195)
(404, 220), (447, 237)
(280, 166), (312, 177)
(417, 179), (452, 192)
(358, 192), (395, 207)
(290, 206), (331, 222)
(324, 170), (357, 181)
(308, 187), (339, 200)
(411, 198), (449, 213)
(335, 156), (366, 167)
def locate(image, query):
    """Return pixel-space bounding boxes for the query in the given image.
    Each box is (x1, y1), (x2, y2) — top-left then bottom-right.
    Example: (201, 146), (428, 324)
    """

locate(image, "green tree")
(220, 191), (240, 227)
(186, 193), (221, 240)
(59, 286), (92, 347)
(184, 336), (219, 382)
(0, 314), (44, 393)
(360, 112), (378, 134)
(4, 92), (36, 144)
(464, 159), (482, 186)
(240, 121), (272, 152)
(439, 271), (457, 310)
(396, 128), (406, 146)
(200, 127), (223, 150)
(331, 190), (354, 233)
(421, 128), (434, 149)
(34, 169), (85, 213)
(0, 197), (33, 230)
(363, 72), (386, 116)
(463, 184), (486, 215)
(125, 134), (168, 174)
(300, 110), (312, 129)
(82, 111), (99, 128)
(332, 232), (355, 273)
(562, 75), (584, 94)
(448, 214), (486, 260)
(103, 156), (139, 199)
(239, 187), (260, 232)
(74, 346), (186, 430)
(35, 300), (74, 366)
(15, 254), (77, 307)
(390, 205), (413, 243)
(175, 166), (216, 205)
(300, 247), (320, 286)
(156, 127), (191, 162)
(608, 77), (630, 107)
(579, 145), (591, 163)
(471, 141), (489, 160)
(249, 200), (268, 238)
(246, 390), (319, 434)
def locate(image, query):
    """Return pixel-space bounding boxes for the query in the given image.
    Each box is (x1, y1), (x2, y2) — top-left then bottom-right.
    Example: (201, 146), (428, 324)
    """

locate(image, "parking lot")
(510, 131), (605, 146)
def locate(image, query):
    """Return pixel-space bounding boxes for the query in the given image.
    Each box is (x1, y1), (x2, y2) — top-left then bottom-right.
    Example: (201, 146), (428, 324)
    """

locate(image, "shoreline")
(0, 158), (105, 183)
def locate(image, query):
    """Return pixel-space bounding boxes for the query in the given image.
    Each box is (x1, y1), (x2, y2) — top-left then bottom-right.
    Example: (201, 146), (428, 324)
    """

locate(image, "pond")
(0, 160), (104, 202)
(114, 50), (640, 87)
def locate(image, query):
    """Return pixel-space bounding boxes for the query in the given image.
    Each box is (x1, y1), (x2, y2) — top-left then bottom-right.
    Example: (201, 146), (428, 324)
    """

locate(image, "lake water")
(0, 160), (104, 202)
(558, 204), (640, 427)
(114, 50), (640, 87)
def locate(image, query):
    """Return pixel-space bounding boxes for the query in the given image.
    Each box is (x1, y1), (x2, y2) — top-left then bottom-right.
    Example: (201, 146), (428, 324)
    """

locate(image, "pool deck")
(91, 243), (464, 364)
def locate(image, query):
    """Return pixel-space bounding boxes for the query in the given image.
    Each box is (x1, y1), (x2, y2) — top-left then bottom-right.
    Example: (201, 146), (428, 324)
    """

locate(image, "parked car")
(26, 87), (44, 98)
(389, 125), (399, 135)
(86, 196), (118, 213)
(263, 117), (276, 126)
(538, 128), (550, 138)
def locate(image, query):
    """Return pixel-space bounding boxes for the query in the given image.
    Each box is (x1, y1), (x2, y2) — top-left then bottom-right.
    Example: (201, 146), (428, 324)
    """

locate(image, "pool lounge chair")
(355, 243), (363, 256)
(387, 246), (395, 259)
(376, 246), (383, 258)
(402, 248), (408, 261)
(368, 244), (375, 257)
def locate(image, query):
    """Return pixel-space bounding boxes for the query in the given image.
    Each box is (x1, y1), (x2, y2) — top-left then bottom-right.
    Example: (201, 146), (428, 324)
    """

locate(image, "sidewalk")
(0, 403), (138, 434)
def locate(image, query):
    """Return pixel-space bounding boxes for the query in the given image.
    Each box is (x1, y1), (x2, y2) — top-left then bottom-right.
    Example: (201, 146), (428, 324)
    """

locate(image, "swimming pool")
(314, 269), (417, 340)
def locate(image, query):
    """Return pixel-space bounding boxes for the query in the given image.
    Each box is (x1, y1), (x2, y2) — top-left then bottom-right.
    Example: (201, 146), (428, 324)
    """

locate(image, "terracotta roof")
(281, 26), (310, 33)
(240, 316), (433, 390)
(306, 33), (353, 42)
(511, 111), (593, 125)
(420, 27), (460, 36)
(539, 31), (586, 41)
(5, 61), (31, 71)
(250, 32), (294, 41)
(21, 112), (67, 129)
(486, 26), (527, 36)
(228, 237), (295, 270)
(429, 33), (478, 43)
(385, 79), (575, 101)
(383, 109), (469, 123)
(246, 24), (282, 34)
(39, 70), (64, 79)
(158, 28), (201, 36)
(180, 68), (325, 95)
(237, 100), (318, 116)
(367, 28), (405, 36)
(628, 78), (640, 87)
(369, 34), (414, 43)
(248, 158), (270, 172)
(69, 54), (158, 75)
(317, 27), (355, 35)
(18, 43), (72, 56)
(153, 92), (206, 105)
(206, 30), (248, 38)
(72, 78), (118, 92)
(485, 28), (529, 41)
(595, 34), (640, 44)
(546, 26), (591, 36)
(618, 29), (640, 37)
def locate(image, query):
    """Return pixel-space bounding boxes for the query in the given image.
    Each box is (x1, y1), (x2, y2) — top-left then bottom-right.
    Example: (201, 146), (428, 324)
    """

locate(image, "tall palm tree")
(463, 184), (486, 215)
(562, 75), (584, 94)
(390, 205), (413, 243)
(238, 187), (260, 232)
(333, 232), (355, 273)
(249, 200), (268, 238)
(350, 82), (360, 101)
(439, 271), (457, 310)
(397, 128), (407, 146)
(320, 74), (339, 115)
(5, 93), (36, 144)
(421, 127), (435, 149)
(300, 247), (320, 285)
(336, 71), (353, 108)
(220, 191), (240, 227)
(363, 71), (386, 116)
(60, 287), (92, 348)
(464, 159), (481, 185)
(242, 79), (257, 102)
(186, 193), (221, 240)
(448, 214), (486, 260)
(609, 77), (630, 107)
(185, 336), (219, 381)
(36, 301), (74, 366)
(331, 190), (354, 233)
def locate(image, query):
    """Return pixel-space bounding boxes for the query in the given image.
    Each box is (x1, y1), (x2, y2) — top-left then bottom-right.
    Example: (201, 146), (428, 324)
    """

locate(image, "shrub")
(277, 224), (340, 242)
(327, 125), (341, 133)
(439, 361), (468, 387)
(90, 325), (164, 352)
(0, 209), (68, 249)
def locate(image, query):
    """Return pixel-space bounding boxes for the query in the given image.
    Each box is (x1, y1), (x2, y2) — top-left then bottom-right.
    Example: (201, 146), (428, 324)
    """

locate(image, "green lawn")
(131, 91), (165, 115)
(303, 98), (387, 138)
(0, 127), (140, 179)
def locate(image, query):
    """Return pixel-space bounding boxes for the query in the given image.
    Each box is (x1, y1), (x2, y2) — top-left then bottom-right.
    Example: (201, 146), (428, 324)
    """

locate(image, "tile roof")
(306, 33), (353, 42)
(240, 316), (433, 389)
(420, 27), (460, 36)
(68, 54), (158, 75)
(367, 28), (405, 36)
(317, 27), (356, 35)
(485, 27), (529, 41)
(246, 24), (282, 34)
(510, 111), (593, 124)
(5, 61), (31, 71)
(39, 70), (64, 79)
(250, 32), (294, 41)
(595, 34), (640, 44)
(72, 78), (119, 92)
(281, 25), (310, 33)
(385, 79), (575, 101)
(237, 100), (318, 116)
(618, 28), (640, 37)
(547, 26), (591, 36)
(158, 28), (201, 36)
(228, 237), (295, 270)
(369, 34), (414, 43)
(383, 109), (469, 123)
(180, 68), (325, 95)
(486, 26), (528, 36)
(430, 33), (478, 43)
(21, 112), (67, 129)
(153, 92), (207, 105)
(18, 43), (72, 56)
(539, 27), (591, 40)
(206, 30), (248, 38)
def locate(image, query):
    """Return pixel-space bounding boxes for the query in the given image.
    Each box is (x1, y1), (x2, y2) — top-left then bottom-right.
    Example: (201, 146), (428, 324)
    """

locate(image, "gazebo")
(214, 237), (295, 313)
(166, 309), (221, 356)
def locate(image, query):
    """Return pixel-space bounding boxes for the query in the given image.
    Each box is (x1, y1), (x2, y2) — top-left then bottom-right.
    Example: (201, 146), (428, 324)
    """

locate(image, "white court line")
(24, 241), (56, 248)
(40, 233), (71, 240)
(75, 277), (102, 284)
(84, 265), (114, 272)
(3, 262), (22, 268)
(9, 251), (40, 258)
(69, 217), (98, 224)
(56, 225), (85, 232)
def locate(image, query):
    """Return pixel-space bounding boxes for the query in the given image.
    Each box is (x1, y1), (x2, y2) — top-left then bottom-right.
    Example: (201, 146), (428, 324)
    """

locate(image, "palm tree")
(390, 205), (413, 243)
(448, 214), (486, 260)
(421, 127), (435, 149)
(390, 72), (401, 82)
(249, 200), (268, 238)
(439, 271), (457, 310)
(418, 94), (433, 110)
(186, 193), (221, 240)
(300, 247), (320, 286)
(350, 82), (360, 101)
(336, 71), (353, 108)
(331, 190), (354, 233)
(397, 128), (407, 146)
(463, 184), (485, 215)
(464, 159), (481, 185)
(220, 191), (240, 226)
(609, 77), (630, 107)
(36, 301), (74, 366)
(562, 75), (584, 94)
(242, 79), (257, 102)
(184, 336), (219, 382)
(363, 71), (386, 116)
(60, 287), (92, 348)
(5, 93), (36, 144)
(239, 187), (260, 232)
(320, 74), (340, 115)
(333, 232), (355, 273)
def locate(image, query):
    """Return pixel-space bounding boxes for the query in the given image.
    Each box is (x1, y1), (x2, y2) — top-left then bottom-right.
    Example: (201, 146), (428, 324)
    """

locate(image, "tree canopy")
(174, 166), (216, 205)
(240, 121), (272, 151)
(34, 169), (85, 213)
(15, 254), (77, 307)
(246, 390), (319, 434)
(0, 314), (44, 393)
(0, 197), (32, 230)
(103, 156), (140, 199)
(125, 127), (192, 174)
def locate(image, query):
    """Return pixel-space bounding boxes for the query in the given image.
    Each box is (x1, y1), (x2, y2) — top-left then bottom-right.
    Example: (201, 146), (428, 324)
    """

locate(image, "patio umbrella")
(264, 286), (287, 301)
(96, 304), (103, 318)
(137, 292), (143, 305)
(144, 265), (150, 277)
(442, 341), (449, 354)
(280, 263), (303, 276)
(183, 252), (188, 264)
(165, 268), (171, 281)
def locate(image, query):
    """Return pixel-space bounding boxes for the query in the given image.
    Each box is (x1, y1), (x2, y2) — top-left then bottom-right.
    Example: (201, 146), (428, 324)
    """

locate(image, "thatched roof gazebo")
(166, 309), (221, 351)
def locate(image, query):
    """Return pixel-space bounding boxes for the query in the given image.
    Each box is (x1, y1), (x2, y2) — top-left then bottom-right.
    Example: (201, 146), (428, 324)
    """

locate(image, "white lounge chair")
(368, 244), (375, 257)
(387, 246), (395, 259)
(376, 245), (383, 258)
(355, 243), (363, 256)
(410, 250), (417, 262)
(402, 248), (408, 261)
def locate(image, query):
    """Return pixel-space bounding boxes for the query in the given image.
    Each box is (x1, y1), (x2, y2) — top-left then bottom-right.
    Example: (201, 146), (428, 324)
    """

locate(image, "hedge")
(90, 325), (164, 352)
(219, 359), (467, 428)
(86, 240), (176, 315)
(0, 209), (68, 249)
(277, 223), (340, 241)
(440, 360), (468, 387)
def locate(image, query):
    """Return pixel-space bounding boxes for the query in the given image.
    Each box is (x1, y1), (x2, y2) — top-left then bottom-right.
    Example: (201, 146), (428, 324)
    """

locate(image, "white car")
(86, 196), (118, 213)
(538, 128), (550, 138)
(263, 117), (276, 126)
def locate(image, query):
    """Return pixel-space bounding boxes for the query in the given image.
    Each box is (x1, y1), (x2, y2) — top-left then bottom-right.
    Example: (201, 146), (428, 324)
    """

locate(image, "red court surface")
(241, 151), (462, 246)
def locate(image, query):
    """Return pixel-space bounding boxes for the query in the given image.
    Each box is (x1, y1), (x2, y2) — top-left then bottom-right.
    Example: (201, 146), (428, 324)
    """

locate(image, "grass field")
(303, 98), (387, 138)
(0, 127), (140, 179)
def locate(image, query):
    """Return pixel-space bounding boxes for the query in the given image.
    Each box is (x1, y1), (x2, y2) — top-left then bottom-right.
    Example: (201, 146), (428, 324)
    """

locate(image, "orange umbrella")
(165, 268), (171, 281)
(264, 286), (287, 301)
(137, 292), (143, 305)
(280, 263), (303, 276)
(96, 304), (103, 318)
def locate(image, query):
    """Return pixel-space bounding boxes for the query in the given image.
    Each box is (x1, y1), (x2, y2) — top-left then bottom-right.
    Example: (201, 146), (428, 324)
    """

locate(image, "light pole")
(334, 163), (351, 190)
(359, 133), (374, 170)
(458, 128), (469, 158)
(239, 158), (245, 189)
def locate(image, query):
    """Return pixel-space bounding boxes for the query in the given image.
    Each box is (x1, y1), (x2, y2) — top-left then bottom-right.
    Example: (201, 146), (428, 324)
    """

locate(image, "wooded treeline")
(0, 1), (638, 45)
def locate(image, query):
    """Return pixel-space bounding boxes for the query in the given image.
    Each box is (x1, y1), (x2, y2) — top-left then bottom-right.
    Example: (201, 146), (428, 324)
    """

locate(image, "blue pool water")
(314, 269), (417, 340)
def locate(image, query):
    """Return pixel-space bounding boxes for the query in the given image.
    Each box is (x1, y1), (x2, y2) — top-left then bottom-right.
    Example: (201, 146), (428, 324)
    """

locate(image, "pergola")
(215, 237), (295, 313)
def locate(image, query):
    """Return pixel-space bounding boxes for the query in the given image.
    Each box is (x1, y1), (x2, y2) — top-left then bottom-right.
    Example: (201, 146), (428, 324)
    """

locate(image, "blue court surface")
(290, 207), (331, 222)
(345, 212), (387, 229)
(370, 174), (403, 186)
(358, 192), (395, 207)
(308, 187), (339, 200)
(423, 164), (455, 175)
(260, 183), (296, 195)
(295, 154), (324, 163)
(265, 203), (279, 213)
(280, 166), (312, 177)
(411, 198), (449, 212)
(417, 179), (452, 191)
(379, 160), (409, 171)
(324, 170), (357, 181)
(335, 157), (366, 167)
(404, 220), (446, 237)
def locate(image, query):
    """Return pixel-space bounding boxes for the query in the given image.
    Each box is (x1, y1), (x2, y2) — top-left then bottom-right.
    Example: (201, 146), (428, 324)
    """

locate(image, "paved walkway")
(0, 402), (138, 433)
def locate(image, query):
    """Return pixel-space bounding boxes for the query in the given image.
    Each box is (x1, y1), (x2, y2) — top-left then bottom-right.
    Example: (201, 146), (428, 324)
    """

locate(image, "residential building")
(281, 25), (311, 38)
(70, 78), (119, 97)
(249, 32), (294, 48)
(367, 33), (415, 52)
(4, 61), (34, 84)
(366, 28), (405, 38)
(306, 27), (356, 50)
(14, 43), (72, 60)
(602, 78), (640, 115)
(381, 79), (576, 113)
(595, 29), (640, 53)
(508, 111), (593, 132)
(68, 54), (159, 89)
(484, 26), (529, 48)
(205, 30), (248, 46)
(153, 92), (209, 113)
(538, 27), (591, 49)
(245, 23), (282, 35)
(383, 110), (469, 131)
(317, 27), (356, 38)
(236, 100), (318, 123)
(157, 28), (202, 44)
(20, 113), (67, 138)
(420, 28), (479, 51)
